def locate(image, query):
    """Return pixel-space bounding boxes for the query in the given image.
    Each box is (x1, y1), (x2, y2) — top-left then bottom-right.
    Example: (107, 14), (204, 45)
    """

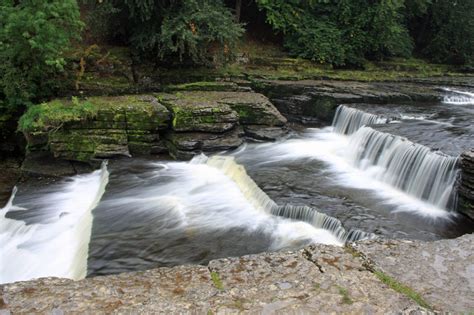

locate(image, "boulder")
(160, 91), (288, 158)
(458, 149), (474, 219)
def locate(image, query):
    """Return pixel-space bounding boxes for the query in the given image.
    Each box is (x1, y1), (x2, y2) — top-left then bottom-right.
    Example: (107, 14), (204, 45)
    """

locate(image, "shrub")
(0, 0), (83, 109)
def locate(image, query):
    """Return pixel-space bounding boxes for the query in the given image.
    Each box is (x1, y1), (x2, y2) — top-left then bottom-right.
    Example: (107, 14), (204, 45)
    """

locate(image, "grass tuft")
(210, 271), (224, 290)
(374, 270), (432, 310)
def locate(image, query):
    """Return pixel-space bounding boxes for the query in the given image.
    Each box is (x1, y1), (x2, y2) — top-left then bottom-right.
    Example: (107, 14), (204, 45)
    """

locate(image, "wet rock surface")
(253, 79), (473, 125)
(459, 150), (474, 220)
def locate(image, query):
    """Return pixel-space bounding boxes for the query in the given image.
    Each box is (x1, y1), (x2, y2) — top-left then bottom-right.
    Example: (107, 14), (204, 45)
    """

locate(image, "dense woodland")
(1, 0), (473, 111)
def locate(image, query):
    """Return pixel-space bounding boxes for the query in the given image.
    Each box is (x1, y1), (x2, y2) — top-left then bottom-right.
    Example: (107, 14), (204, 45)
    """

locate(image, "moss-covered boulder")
(159, 93), (239, 133)
(160, 91), (286, 130)
(19, 95), (171, 162)
(159, 91), (287, 158)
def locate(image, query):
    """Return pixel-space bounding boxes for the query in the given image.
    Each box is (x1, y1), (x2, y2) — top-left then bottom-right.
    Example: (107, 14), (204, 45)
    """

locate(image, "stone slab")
(353, 233), (474, 312)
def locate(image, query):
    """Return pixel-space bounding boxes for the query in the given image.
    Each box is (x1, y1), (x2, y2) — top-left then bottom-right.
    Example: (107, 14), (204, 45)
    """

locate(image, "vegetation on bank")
(1, 0), (473, 114)
(18, 97), (98, 133)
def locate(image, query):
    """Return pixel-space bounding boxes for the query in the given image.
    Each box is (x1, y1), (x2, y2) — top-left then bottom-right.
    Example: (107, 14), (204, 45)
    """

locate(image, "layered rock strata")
(458, 149), (474, 219)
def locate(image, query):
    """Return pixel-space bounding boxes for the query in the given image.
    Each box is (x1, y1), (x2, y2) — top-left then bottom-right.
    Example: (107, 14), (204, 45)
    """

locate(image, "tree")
(84, 0), (244, 66)
(0, 0), (83, 109)
(256, 0), (413, 67)
(420, 0), (474, 64)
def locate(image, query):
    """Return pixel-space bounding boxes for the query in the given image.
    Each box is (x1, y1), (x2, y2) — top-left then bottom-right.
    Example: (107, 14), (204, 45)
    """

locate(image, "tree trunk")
(235, 0), (242, 22)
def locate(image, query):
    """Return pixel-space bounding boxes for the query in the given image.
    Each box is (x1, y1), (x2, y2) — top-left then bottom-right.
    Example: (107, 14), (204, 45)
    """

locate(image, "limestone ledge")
(253, 79), (468, 125)
(21, 91), (288, 164)
(159, 91), (287, 159)
(2, 234), (473, 314)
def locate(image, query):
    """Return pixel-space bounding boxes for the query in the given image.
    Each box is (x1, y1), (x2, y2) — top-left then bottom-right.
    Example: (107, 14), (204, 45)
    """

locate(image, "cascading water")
(346, 126), (458, 210)
(88, 156), (373, 276)
(332, 105), (388, 135)
(331, 105), (458, 212)
(442, 88), (474, 105)
(207, 155), (372, 243)
(0, 163), (109, 284)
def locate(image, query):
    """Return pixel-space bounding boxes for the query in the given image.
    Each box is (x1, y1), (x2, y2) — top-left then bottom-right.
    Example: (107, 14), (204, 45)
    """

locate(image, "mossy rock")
(19, 95), (170, 133)
(158, 92), (239, 133)
(159, 91), (286, 133)
(164, 81), (243, 92)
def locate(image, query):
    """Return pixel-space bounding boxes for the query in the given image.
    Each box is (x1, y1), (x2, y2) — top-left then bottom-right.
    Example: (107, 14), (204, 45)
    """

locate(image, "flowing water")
(0, 163), (108, 284)
(1, 89), (473, 284)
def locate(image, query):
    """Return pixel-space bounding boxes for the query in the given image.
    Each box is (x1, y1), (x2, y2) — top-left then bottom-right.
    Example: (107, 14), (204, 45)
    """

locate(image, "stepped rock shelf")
(1, 234), (473, 313)
(21, 91), (287, 162)
(4, 78), (474, 313)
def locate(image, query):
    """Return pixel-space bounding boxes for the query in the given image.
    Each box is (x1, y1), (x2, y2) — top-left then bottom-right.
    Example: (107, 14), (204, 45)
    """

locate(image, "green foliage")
(18, 97), (97, 132)
(256, 0), (413, 67)
(0, 0), (83, 109)
(84, 0), (244, 66)
(420, 0), (474, 64)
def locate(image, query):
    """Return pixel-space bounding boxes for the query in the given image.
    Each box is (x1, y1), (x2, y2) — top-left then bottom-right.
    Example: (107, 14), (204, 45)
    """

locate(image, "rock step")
(3, 234), (473, 313)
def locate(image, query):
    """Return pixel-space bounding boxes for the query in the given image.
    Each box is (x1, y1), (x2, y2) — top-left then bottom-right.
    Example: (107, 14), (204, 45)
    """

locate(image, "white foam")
(0, 163), (109, 284)
(442, 88), (474, 105)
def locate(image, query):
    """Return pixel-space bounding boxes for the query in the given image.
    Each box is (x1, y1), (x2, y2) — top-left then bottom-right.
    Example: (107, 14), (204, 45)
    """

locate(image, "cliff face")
(458, 150), (474, 219)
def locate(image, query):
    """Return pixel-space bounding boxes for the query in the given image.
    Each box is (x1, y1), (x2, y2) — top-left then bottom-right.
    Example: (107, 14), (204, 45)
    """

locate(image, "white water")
(346, 127), (458, 210)
(0, 163), (109, 284)
(206, 155), (372, 243)
(235, 122), (457, 219)
(90, 156), (347, 269)
(442, 88), (474, 105)
(332, 105), (388, 134)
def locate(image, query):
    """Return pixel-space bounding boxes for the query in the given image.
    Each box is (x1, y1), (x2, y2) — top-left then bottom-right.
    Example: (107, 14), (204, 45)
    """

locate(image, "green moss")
(336, 286), (353, 305)
(166, 81), (235, 92)
(210, 271), (224, 290)
(374, 270), (432, 310)
(18, 97), (98, 133)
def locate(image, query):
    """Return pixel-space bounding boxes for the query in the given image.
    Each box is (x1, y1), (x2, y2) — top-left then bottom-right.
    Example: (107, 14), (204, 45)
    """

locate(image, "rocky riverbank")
(1, 233), (472, 313)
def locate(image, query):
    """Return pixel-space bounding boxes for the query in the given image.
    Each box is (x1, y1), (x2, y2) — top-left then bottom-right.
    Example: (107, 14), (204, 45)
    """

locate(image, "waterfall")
(0, 162), (109, 284)
(442, 88), (474, 105)
(205, 155), (374, 243)
(346, 127), (458, 210)
(332, 105), (388, 135)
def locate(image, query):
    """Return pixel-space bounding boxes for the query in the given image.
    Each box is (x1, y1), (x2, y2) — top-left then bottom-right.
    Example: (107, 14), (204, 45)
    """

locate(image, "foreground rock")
(1, 244), (420, 314)
(353, 233), (474, 312)
(5, 234), (474, 313)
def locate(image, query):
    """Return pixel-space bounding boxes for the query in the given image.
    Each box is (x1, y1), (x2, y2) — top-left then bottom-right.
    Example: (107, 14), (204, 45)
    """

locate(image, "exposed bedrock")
(160, 91), (287, 159)
(252, 79), (470, 125)
(23, 95), (171, 163)
(20, 91), (288, 169)
(2, 234), (472, 313)
(458, 149), (474, 219)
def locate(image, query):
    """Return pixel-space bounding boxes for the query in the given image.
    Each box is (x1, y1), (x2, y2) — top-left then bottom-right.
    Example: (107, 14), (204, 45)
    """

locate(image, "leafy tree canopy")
(0, 0), (83, 109)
